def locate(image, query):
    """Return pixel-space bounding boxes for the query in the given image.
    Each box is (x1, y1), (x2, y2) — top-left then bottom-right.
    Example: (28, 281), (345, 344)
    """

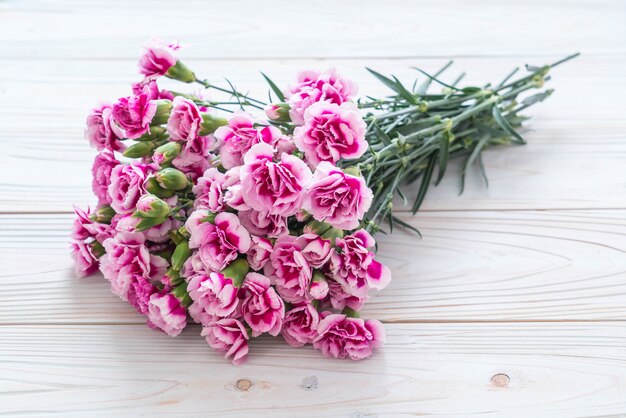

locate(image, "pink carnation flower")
(222, 167), (250, 211)
(287, 68), (358, 125)
(329, 230), (391, 298)
(264, 235), (312, 304)
(294, 101), (367, 167)
(85, 103), (124, 152)
(92, 150), (120, 205)
(192, 167), (226, 211)
(240, 273), (285, 337)
(188, 272), (240, 326)
(70, 241), (99, 278)
(313, 313), (385, 360)
(71, 206), (111, 242)
(281, 303), (320, 348)
(202, 318), (249, 365)
(147, 292), (187, 337)
(240, 143), (312, 216)
(214, 113), (290, 169)
(127, 276), (157, 316)
(108, 162), (155, 214)
(167, 96), (202, 142)
(186, 210), (251, 272)
(246, 236), (273, 271)
(100, 232), (169, 301)
(172, 135), (215, 179)
(138, 39), (180, 80)
(304, 162), (373, 230)
(327, 278), (367, 311)
(238, 209), (288, 238)
(111, 93), (157, 139)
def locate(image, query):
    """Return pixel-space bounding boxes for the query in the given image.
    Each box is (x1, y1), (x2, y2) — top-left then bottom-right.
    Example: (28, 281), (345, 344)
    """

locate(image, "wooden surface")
(1, 0), (625, 416)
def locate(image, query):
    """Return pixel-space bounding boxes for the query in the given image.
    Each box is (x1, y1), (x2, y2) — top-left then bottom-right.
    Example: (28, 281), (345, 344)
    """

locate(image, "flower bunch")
(72, 39), (575, 364)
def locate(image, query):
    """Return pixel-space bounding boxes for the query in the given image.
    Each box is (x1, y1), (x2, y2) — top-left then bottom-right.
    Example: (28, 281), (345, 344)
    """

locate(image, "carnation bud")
(343, 166), (361, 177)
(342, 307), (360, 318)
(136, 194), (170, 218)
(264, 103), (291, 122)
(172, 282), (193, 307)
(310, 271), (329, 300)
(155, 167), (189, 191)
(91, 205), (116, 224)
(90, 241), (106, 258)
(144, 176), (176, 198)
(171, 241), (191, 271)
(201, 212), (217, 224)
(153, 142), (182, 166)
(134, 216), (167, 232)
(199, 114), (228, 135)
(123, 141), (156, 158)
(221, 258), (249, 288)
(165, 267), (184, 287)
(166, 60), (196, 83)
(304, 220), (344, 242)
(151, 99), (173, 125)
(136, 126), (167, 142)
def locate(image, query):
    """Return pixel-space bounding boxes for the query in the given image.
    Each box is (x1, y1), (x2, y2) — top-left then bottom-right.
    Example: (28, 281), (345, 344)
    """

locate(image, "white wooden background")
(1, 1), (625, 416)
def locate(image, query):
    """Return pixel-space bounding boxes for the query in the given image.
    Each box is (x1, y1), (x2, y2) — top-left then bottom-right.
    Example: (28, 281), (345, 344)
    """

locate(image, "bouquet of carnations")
(71, 39), (575, 364)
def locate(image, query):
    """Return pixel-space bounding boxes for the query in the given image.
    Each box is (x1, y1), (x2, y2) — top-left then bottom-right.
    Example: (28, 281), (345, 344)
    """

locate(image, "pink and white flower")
(70, 241), (99, 278)
(85, 103), (124, 152)
(172, 135), (215, 179)
(202, 318), (249, 365)
(281, 303), (320, 347)
(329, 230), (391, 298)
(238, 209), (288, 238)
(186, 211), (251, 272)
(147, 292), (187, 337)
(167, 96), (203, 142)
(100, 232), (168, 300)
(92, 151), (120, 205)
(108, 162), (155, 214)
(246, 236), (273, 271)
(240, 273), (284, 337)
(304, 162), (373, 230)
(287, 68), (357, 125)
(192, 168), (226, 211)
(294, 102), (367, 167)
(138, 39), (180, 80)
(111, 94), (157, 139)
(187, 272), (240, 326)
(214, 113), (290, 169)
(264, 235), (312, 304)
(240, 143), (312, 216)
(313, 313), (385, 360)
(127, 275), (157, 315)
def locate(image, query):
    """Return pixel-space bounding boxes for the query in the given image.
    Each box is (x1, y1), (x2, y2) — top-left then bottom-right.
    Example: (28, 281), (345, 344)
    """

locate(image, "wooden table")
(1, 1), (625, 416)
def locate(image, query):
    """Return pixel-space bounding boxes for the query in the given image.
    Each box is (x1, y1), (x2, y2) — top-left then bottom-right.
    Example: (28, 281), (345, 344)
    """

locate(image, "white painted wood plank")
(1, 323), (625, 417)
(1, 0), (623, 59)
(1, 55), (624, 212)
(2, 210), (625, 324)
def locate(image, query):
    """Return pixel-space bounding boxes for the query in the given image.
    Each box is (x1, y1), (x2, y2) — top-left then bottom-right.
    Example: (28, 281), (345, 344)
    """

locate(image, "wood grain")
(1, 55), (625, 212)
(1, 0), (624, 59)
(1, 0), (624, 415)
(1, 323), (625, 417)
(2, 210), (625, 324)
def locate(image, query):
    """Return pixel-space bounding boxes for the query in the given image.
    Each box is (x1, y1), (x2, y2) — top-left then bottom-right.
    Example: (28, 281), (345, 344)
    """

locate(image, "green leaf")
(411, 151), (438, 214)
(260, 72), (286, 102)
(411, 66), (461, 92)
(391, 215), (422, 237)
(435, 132), (450, 185)
(522, 89), (554, 107)
(417, 60), (453, 95)
(460, 135), (490, 194)
(492, 105), (526, 144)
(366, 67), (399, 92)
(392, 75), (418, 104)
